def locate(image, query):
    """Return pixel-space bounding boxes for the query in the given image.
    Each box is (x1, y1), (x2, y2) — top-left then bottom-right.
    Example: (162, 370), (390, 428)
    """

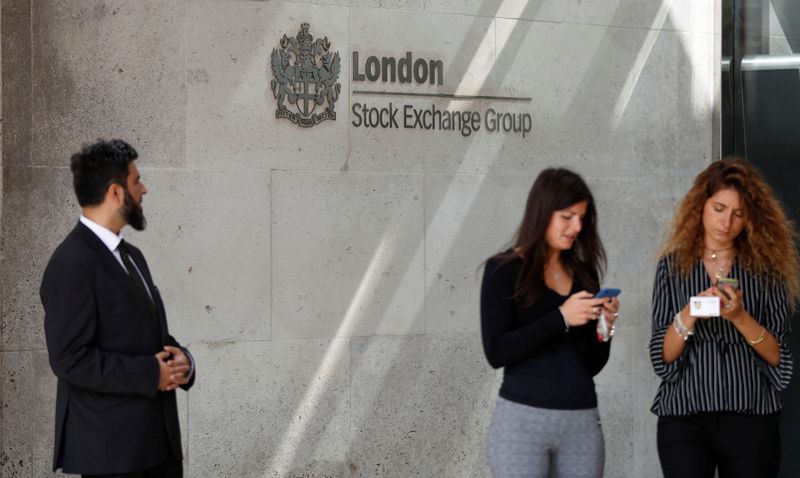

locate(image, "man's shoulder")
(54, 224), (89, 251)
(46, 225), (96, 268)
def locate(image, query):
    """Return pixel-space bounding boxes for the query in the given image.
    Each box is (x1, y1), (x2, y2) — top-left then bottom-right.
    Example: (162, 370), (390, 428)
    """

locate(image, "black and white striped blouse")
(649, 255), (793, 416)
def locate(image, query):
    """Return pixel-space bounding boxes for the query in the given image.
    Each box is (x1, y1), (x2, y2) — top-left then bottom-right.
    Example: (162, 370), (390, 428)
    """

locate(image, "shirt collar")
(80, 215), (123, 254)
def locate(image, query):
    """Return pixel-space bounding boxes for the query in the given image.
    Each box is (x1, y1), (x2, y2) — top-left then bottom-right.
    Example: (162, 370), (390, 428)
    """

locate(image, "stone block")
(2, 0), (32, 167)
(647, 0), (716, 34)
(588, 175), (692, 318)
(31, 0), (186, 168)
(424, 0), (709, 32)
(125, 169), (270, 344)
(187, 339), (350, 477)
(423, 0), (622, 26)
(1, 167), (78, 350)
(294, 0), (423, 11)
(596, 326), (637, 477)
(349, 334), (499, 477)
(1, 350), (33, 477)
(185, 1), (348, 171)
(630, 325), (662, 477)
(594, 175), (698, 329)
(272, 171), (424, 339)
(424, 173), (539, 334)
(493, 21), (712, 177)
(30, 351), (59, 478)
(348, 9), (500, 173)
(1, 350), (57, 477)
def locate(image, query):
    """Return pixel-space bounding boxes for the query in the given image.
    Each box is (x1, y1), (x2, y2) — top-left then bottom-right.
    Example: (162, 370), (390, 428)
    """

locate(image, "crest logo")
(270, 23), (341, 127)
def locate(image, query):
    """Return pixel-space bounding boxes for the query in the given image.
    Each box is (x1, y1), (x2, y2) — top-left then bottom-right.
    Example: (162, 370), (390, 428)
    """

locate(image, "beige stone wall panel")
(0, 350), (57, 478)
(589, 175), (694, 311)
(630, 324), (663, 477)
(31, 0), (186, 168)
(425, 0), (714, 33)
(2, 0), (32, 167)
(125, 169), (271, 344)
(493, 20), (713, 176)
(594, 327), (636, 477)
(349, 334), (499, 477)
(187, 339), (350, 477)
(424, 173), (538, 334)
(272, 170), (425, 340)
(1, 166), (77, 350)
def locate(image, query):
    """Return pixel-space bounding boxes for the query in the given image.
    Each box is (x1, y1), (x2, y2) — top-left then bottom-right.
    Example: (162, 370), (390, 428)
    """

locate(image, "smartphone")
(594, 288), (620, 342)
(594, 288), (621, 299)
(716, 278), (739, 300)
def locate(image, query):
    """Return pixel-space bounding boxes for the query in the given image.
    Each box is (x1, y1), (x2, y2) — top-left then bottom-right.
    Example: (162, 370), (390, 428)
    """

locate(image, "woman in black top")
(650, 159), (799, 478)
(481, 168), (619, 478)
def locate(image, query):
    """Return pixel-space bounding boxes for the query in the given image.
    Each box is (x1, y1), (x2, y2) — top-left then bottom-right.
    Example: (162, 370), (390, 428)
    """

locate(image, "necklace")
(546, 263), (563, 281)
(705, 246), (735, 281)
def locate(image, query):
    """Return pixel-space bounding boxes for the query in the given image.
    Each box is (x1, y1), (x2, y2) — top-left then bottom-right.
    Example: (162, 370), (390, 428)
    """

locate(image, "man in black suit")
(41, 139), (195, 478)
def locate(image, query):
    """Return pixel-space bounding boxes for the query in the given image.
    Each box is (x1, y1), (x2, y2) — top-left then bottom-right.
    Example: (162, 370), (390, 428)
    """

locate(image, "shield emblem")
(270, 23), (341, 127)
(294, 71), (317, 117)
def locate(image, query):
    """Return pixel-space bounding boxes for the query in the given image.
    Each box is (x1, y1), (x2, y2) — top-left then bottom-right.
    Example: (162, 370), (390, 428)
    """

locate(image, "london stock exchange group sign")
(270, 23), (342, 127)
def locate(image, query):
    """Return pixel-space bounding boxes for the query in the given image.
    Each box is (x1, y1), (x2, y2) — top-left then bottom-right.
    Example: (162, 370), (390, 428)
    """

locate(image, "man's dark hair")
(70, 139), (138, 207)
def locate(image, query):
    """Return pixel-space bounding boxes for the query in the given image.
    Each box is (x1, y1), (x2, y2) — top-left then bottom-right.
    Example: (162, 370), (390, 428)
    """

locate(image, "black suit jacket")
(40, 222), (195, 475)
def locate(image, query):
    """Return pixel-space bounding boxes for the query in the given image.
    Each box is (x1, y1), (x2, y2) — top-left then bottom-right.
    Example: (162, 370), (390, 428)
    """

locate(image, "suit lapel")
(75, 223), (136, 298)
(75, 223), (163, 342)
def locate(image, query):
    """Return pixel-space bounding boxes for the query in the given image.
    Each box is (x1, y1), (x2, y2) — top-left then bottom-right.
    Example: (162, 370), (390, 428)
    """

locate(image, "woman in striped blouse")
(650, 159), (799, 478)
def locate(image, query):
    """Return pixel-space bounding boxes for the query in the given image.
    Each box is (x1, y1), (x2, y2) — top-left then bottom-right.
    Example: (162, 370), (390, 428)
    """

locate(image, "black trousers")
(657, 412), (781, 478)
(82, 455), (182, 478)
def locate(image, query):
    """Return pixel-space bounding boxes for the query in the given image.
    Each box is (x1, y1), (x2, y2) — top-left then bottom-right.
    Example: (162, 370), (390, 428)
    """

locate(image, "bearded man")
(40, 139), (195, 478)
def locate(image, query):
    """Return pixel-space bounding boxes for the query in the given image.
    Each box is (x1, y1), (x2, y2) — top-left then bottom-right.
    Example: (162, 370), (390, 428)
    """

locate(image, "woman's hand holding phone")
(560, 291), (608, 327)
(710, 279), (745, 322)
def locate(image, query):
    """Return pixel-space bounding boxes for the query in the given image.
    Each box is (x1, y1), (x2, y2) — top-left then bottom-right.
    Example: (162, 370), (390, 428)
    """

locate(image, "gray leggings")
(488, 397), (605, 478)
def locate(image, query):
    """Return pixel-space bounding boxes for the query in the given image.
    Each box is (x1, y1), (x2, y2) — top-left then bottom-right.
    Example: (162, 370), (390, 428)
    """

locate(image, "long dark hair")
(497, 168), (606, 307)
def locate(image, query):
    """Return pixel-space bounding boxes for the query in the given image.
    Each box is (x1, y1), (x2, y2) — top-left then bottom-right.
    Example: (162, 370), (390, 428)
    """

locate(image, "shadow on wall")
(259, 1), (549, 475)
(772, 0), (800, 52)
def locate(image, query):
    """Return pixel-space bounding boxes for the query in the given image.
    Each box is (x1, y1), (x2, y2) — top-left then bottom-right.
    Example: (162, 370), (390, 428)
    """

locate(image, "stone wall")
(1, 0), (718, 476)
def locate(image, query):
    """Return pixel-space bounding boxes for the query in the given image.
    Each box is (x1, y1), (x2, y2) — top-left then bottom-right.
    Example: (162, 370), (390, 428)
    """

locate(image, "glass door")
(723, 2), (800, 476)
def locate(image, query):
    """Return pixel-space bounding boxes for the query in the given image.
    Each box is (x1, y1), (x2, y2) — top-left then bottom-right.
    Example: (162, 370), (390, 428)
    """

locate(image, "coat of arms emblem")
(270, 23), (341, 127)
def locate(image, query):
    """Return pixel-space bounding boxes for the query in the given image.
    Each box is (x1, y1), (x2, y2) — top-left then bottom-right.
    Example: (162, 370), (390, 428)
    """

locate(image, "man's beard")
(123, 189), (147, 231)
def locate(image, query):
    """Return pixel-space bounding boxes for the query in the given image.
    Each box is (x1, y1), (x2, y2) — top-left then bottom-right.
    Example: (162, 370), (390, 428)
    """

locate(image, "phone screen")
(595, 288), (621, 299)
(717, 278), (739, 289)
(716, 278), (739, 300)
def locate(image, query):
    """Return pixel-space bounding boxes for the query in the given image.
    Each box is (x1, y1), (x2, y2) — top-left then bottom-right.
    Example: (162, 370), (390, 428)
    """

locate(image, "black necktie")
(118, 240), (160, 328)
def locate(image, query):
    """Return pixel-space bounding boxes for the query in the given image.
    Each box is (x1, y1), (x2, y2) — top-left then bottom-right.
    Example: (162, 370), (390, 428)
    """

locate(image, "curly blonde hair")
(660, 158), (800, 307)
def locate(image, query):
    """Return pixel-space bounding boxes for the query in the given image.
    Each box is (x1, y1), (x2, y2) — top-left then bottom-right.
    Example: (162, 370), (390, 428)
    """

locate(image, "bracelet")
(747, 326), (767, 346)
(673, 312), (695, 341)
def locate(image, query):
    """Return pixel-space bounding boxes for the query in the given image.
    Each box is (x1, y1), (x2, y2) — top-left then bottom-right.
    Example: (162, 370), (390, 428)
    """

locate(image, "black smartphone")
(716, 278), (739, 300)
